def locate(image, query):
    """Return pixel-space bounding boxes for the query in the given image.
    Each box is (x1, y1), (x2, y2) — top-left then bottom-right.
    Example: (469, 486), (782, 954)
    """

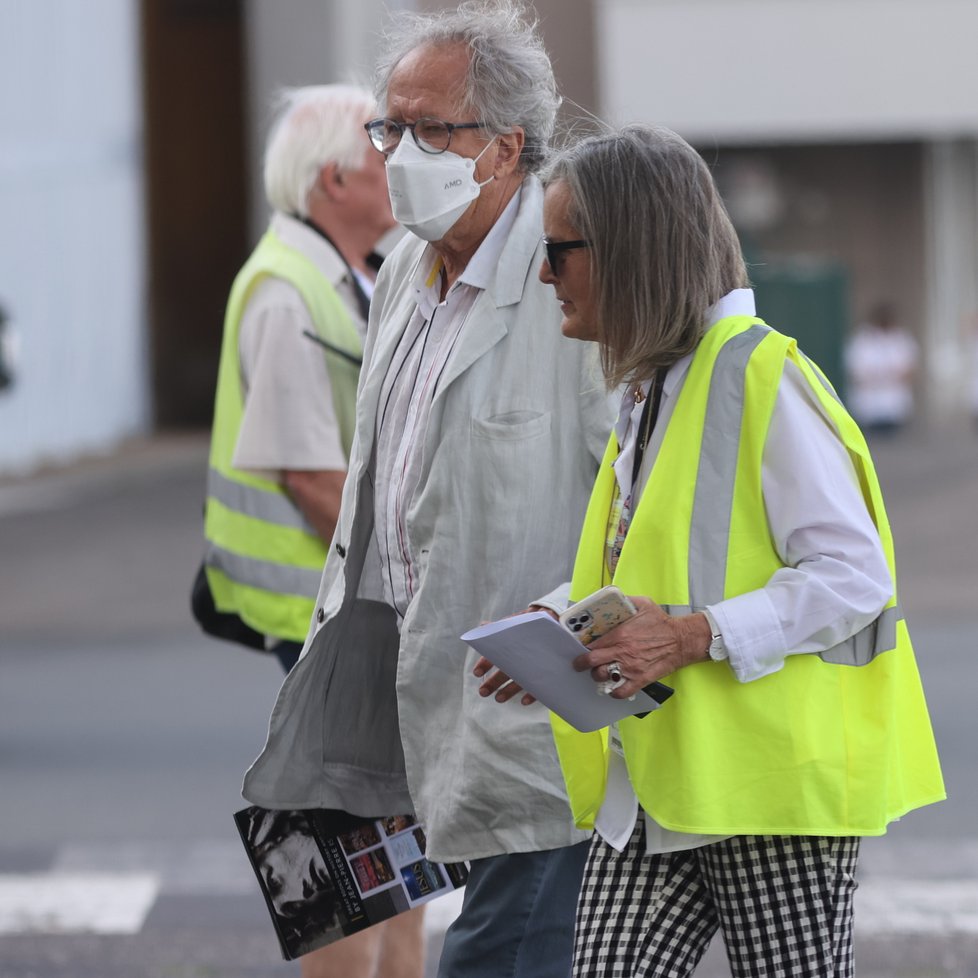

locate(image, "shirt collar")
(458, 186), (522, 290)
(665, 288), (756, 397)
(411, 184), (524, 303)
(270, 211), (347, 288)
(706, 287), (755, 325)
(618, 288), (757, 420)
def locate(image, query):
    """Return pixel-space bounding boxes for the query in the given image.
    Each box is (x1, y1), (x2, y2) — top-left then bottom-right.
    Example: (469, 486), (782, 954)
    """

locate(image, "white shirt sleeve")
(707, 360), (893, 683)
(232, 278), (348, 477)
(531, 581), (573, 615)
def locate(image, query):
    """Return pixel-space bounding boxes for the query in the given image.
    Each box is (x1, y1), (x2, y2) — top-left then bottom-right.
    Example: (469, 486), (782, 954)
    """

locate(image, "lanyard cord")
(297, 216), (374, 321)
(301, 330), (363, 366)
(630, 370), (664, 491)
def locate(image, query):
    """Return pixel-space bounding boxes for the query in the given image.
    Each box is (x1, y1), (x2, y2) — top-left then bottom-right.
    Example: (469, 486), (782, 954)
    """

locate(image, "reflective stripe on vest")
(204, 541), (323, 598)
(685, 322), (894, 666)
(205, 467), (323, 600)
(554, 314), (945, 837)
(202, 225), (357, 640)
(207, 467), (314, 534)
(658, 603), (899, 666)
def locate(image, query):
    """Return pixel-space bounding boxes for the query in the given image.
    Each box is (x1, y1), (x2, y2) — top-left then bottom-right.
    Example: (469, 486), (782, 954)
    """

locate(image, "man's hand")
(473, 604), (558, 705)
(573, 596), (712, 698)
(473, 657), (537, 705)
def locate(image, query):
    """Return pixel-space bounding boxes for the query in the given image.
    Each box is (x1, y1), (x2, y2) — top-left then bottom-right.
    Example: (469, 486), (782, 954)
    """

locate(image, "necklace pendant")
(633, 385), (646, 404)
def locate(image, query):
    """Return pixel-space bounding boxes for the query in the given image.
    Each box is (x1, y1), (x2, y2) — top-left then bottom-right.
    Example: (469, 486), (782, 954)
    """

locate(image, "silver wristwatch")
(703, 608), (727, 662)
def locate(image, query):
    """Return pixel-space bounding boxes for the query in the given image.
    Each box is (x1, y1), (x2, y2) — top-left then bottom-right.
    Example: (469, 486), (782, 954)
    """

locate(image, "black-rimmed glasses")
(364, 117), (487, 155)
(543, 237), (591, 276)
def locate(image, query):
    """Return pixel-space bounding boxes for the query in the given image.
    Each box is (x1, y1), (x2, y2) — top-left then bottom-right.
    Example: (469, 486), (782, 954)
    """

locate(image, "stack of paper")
(461, 611), (668, 732)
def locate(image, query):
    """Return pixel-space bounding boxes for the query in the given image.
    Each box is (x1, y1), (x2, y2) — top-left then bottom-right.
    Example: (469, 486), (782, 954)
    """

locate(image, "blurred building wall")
(598, 0), (978, 420)
(0, 0), (148, 474)
(4, 0), (974, 477)
(141, 0), (250, 430)
(925, 140), (978, 413)
(243, 0), (413, 241)
(600, 0), (978, 143)
(711, 141), (926, 393)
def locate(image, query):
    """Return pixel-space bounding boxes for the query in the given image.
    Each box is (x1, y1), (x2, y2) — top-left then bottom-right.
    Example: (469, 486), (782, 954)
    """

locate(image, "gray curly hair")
(374, 0), (560, 173)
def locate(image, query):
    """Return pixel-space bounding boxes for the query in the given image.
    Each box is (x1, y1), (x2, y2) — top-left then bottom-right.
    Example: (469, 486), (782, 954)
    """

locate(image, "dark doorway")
(141, 0), (250, 427)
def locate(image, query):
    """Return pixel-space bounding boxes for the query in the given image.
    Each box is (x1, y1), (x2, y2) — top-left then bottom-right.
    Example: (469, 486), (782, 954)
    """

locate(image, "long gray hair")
(544, 125), (749, 388)
(374, 0), (560, 174)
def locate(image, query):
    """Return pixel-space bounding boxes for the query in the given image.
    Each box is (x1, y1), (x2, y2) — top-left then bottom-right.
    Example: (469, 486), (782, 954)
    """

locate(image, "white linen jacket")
(243, 177), (611, 863)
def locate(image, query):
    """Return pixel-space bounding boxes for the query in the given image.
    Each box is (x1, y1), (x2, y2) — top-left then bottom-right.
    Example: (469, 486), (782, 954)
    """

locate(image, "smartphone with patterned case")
(559, 586), (675, 709)
(559, 585), (637, 645)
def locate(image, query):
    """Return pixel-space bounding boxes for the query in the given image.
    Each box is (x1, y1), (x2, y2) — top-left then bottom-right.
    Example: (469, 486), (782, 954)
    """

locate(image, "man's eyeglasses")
(543, 237), (591, 276)
(364, 117), (487, 155)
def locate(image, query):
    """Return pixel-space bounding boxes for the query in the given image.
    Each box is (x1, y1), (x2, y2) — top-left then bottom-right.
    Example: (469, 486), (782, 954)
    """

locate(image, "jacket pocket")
(471, 410), (551, 442)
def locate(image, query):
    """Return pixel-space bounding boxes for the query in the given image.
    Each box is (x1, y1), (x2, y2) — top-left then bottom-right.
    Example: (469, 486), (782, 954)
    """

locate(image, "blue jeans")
(272, 639), (302, 673)
(437, 841), (589, 978)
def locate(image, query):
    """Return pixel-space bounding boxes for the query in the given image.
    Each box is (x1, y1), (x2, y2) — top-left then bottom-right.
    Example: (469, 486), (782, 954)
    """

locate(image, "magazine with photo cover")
(234, 806), (469, 961)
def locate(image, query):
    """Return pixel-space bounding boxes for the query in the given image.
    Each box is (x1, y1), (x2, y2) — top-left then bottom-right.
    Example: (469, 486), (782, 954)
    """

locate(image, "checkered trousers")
(573, 821), (860, 978)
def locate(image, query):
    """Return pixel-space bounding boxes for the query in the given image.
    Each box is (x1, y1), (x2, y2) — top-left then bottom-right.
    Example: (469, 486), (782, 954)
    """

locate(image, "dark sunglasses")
(543, 237), (591, 276)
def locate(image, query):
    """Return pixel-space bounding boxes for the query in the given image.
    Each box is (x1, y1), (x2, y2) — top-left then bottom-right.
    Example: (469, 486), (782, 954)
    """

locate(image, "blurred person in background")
(202, 83), (394, 668)
(480, 124), (944, 978)
(845, 300), (919, 435)
(243, 3), (612, 977)
(0, 301), (16, 392)
(969, 318), (978, 432)
(200, 84), (423, 978)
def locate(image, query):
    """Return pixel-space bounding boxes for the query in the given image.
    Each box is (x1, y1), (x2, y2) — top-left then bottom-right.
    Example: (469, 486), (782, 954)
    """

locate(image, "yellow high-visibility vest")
(203, 227), (361, 642)
(553, 315), (945, 836)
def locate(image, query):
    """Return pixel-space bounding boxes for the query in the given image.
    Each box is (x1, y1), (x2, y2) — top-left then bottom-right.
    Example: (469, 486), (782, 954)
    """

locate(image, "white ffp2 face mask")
(385, 134), (496, 242)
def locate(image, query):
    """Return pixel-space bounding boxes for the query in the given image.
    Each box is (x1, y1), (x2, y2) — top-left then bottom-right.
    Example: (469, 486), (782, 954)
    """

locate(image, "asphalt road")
(0, 423), (976, 977)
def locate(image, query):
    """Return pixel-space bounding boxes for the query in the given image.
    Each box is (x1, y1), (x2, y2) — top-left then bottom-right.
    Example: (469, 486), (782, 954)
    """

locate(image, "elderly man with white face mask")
(243, 3), (612, 977)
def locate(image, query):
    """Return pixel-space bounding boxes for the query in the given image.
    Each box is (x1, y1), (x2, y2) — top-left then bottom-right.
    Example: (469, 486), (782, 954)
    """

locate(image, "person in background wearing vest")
(202, 85), (427, 978)
(477, 125), (945, 978)
(243, 5), (613, 977)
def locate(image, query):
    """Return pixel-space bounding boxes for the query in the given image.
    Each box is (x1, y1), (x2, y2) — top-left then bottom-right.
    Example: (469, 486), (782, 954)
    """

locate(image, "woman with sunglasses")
(479, 124), (944, 978)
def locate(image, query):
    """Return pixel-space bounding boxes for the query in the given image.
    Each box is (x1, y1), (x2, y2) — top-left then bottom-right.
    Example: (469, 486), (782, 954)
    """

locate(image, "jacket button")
(316, 607), (325, 623)
(335, 543), (346, 558)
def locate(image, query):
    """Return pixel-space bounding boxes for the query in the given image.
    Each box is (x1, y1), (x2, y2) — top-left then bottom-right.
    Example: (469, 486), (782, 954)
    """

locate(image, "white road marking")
(0, 873), (159, 935)
(428, 880), (978, 940)
(3, 842), (976, 939)
(53, 840), (255, 895)
(857, 878), (978, 935)
(422, 887), (465, 934)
